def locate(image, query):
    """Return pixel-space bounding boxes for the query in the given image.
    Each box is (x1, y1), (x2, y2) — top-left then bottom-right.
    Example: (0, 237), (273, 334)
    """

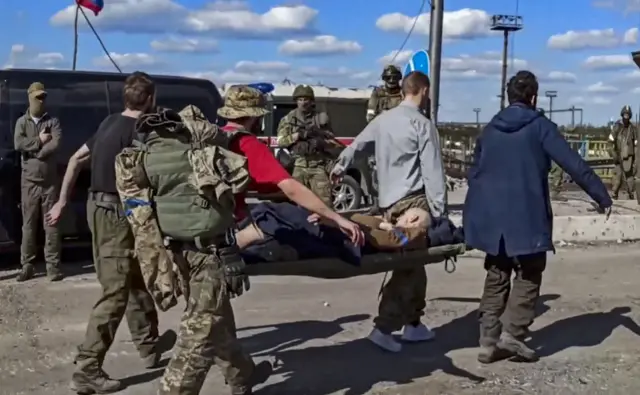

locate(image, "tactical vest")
(289, 110), (331, 163)
(375, 87), (402, 115)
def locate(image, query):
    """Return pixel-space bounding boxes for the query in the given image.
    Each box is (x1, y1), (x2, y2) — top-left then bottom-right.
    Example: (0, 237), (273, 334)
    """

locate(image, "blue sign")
(403, 50), (430, 78)
(247, 82), (275, 94)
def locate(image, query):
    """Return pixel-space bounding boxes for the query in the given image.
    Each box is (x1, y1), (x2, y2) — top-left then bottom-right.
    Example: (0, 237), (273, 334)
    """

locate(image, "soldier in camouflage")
(276, 84), (335, 206)
(366, 65), (403, 122)
(610, 105), (637, 200)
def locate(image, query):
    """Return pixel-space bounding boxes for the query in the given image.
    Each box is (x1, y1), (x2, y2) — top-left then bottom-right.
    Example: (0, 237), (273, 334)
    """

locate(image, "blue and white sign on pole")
(403, 49), (430, 78)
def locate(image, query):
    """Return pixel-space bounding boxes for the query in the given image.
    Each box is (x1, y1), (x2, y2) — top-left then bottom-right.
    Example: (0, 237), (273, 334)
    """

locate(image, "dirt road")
(1, 244), (640, 395)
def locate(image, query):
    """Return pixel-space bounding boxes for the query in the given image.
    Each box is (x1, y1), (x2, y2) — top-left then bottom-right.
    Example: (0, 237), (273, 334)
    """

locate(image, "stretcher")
(244, 243), (467, 279)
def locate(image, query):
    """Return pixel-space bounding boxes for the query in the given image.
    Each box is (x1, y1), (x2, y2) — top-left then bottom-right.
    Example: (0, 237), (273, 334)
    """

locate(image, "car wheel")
(333, 175), (362, 212)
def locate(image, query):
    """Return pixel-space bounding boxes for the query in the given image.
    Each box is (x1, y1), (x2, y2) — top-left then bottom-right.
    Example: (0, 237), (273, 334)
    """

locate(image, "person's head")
(27, 82), (47, 117)
(123, 71), (156, 113)
(381, 65), (402, 90)
(507, 70), (539, 109)
(401, 71), (430, 110)
(621, 105), (632, 123)
(292, 84), (315, 112)
(217, 85), (270, 133)
(395, 207), (430, 229)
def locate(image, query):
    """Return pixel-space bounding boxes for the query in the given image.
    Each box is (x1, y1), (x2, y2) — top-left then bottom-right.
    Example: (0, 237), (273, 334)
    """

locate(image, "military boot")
(612, 193), (619, 200)
(230, 361), (273, 395)
(477, 326), (513, 364)
(496, 332), (539, 362)
(70, 359), (122, 394)
(16, 264), (35, 282)
(46, 264), (64, 282)
(629, 192), (635, 200)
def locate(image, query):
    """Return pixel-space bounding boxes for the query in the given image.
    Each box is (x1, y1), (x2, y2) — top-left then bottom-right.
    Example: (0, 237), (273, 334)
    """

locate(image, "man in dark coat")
(463, 70), (612, 364)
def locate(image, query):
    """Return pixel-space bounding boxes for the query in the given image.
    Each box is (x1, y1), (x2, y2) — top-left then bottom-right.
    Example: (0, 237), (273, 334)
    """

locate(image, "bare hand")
(604, 206), (612, 221)
(334, 216), (365, 246)
(307, 213), (320, 224)
(45, 201), (65, 226)
(39, 129), (51, 144)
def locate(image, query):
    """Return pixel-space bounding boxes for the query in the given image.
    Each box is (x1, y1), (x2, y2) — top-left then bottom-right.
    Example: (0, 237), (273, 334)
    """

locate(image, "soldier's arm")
(318, 112), (335, 138)
(366, 90), (379, 123)
(13, 116), (41, 153)
(276, 114), (298, 148)
(36, 118), (62, 159)
(57, 143), (91, 206)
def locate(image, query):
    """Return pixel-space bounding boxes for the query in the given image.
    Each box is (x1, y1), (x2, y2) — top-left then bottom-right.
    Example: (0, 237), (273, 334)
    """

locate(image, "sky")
(2, 0), (640, 125)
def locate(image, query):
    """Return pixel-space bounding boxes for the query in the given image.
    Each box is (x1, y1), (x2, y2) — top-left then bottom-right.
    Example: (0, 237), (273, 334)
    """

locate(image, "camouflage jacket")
(610, 121), (637, 161)
(276, 108), (334, 165)
(115, 105), (250, 311)
(366, 86), (402, 122)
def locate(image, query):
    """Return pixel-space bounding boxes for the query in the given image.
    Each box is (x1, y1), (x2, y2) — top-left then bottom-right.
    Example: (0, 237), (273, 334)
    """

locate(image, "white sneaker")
(401, 323), (436, 342)
(367, 328), (402, 352)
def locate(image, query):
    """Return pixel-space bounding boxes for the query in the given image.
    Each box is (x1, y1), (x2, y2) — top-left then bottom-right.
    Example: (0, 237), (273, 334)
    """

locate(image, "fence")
(439, 132), (615, 181)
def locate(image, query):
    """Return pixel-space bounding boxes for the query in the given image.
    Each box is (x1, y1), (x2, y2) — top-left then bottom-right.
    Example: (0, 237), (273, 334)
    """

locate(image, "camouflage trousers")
(20, 178), (61, 268)
(548, 162), (564, 195)
(75, 194), (159, 369)
(159, 249), (255, 395)
(478, 246), (546, 347)
(612, 159), (635, 197)
(373, 193), (431, 334)
(292, 163), (332, 207)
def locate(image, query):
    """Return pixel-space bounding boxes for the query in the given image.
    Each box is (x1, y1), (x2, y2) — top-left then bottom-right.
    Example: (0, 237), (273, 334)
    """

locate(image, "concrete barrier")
(449, 213), (640, 243)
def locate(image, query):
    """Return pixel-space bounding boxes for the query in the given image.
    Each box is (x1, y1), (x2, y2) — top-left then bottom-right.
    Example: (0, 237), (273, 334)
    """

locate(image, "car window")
(107, 80), (220, 122)
(8, 75), (109, 159)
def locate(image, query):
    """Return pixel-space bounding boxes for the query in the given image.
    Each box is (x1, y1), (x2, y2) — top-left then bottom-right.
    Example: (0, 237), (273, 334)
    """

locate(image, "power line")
(389, 0), (428, 64)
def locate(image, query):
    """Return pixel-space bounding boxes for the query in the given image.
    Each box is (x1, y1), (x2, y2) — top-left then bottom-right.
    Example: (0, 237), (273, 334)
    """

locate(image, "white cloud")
(583, 54), (634, 70)
(51, 0), (318, 38)
(542, 71), (578, 83)
(376, 8), (494, 40)
(151, 36), (218, 53)
(278, 35), (362, 56)
(586, 81), (620, 93)
(624, 27), (638, 44)
(183, 63), (370, 86)
(378, 49), (414, 66)
(93, 52), (162, 69)
(441, 53), (527, 77)
(3, 44), (66, 69)
(592, 96), (612, 104)
(548, 27), (638, 50)
(234, 60), (290, 73)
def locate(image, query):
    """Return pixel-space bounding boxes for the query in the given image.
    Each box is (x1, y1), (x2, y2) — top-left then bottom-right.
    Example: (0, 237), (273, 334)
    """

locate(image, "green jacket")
(14, 112), (62, 184)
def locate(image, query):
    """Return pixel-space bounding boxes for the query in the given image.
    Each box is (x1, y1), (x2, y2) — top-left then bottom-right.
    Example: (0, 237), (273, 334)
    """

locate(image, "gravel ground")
(1, 244), (640, 395)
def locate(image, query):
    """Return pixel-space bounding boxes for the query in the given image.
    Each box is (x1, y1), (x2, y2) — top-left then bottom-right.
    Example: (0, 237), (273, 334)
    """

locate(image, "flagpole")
(72, 4), (79, 70)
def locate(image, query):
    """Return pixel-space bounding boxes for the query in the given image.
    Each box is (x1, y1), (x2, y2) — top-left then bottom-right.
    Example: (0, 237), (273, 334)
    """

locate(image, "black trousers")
(478, 247), (547, 347)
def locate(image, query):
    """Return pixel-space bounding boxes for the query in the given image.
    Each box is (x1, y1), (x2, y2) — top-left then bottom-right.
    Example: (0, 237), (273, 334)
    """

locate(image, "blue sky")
(2, 0), (640, 124)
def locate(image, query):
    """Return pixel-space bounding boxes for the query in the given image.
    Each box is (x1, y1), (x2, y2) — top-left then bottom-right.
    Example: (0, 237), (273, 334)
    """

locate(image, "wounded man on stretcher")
(235, 202), (465, 266)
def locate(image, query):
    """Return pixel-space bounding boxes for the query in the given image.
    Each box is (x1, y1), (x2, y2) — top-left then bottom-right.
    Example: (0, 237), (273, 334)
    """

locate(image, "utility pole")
(429, 0), (443, 124)
(545, 90), (557, 122)
(490, 15), (523, 110)
(473, 108), (481, 128)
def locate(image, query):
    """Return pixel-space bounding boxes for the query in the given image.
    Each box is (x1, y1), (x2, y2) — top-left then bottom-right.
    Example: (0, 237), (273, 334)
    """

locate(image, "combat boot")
(230, 361), (273, 395)
(477, 344), (514, 364)
(46, 264), (64, 282)
(70, 359), (122, 394)
(497, 332), (539, 362)
(629, 192), (635, 200)
(16, 264), (35, 282)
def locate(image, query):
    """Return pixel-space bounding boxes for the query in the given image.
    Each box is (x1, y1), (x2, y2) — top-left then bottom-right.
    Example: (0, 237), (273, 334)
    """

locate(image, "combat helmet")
(292, 84), (315, 100)
(381, 65), (402, 80)
(621, 105), (633, 117)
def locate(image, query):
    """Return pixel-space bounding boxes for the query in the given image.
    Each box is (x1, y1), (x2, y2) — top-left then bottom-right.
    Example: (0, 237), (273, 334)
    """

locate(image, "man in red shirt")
(218, 85), (364, 246)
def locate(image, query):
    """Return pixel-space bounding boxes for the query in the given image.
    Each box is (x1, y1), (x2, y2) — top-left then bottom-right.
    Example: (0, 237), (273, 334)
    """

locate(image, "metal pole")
(570, 105), (575, 127)
(500, 30), (509, 110)
(548, 96), (554, 121)
(429, 0), (443, 124)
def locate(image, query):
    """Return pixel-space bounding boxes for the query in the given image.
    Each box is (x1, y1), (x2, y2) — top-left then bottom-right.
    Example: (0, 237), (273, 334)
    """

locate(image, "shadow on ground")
(254, 294), (565, 395)
(0, 246), (94, 281)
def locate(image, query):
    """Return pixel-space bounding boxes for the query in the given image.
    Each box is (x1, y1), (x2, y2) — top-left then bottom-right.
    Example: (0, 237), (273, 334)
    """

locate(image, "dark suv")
(0, 68), (222, 251)
(251, 93), (376, 211)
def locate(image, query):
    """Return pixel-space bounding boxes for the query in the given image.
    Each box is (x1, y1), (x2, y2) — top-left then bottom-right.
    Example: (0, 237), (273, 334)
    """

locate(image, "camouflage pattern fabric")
(276, 108), (334, 167)
(114, 105), (251, 311)
(158, 250), (256, 395)
(548, 161), (564, 195)
(292, 166), (333, 207)
(610, 121), (637, 198)
(366, 87), (402, 123)
(218, 85), (270, 120)
(374, 194), (431, 334)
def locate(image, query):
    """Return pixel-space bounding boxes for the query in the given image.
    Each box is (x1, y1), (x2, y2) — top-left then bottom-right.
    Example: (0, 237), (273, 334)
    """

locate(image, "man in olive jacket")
(13, 82), (63, 282)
